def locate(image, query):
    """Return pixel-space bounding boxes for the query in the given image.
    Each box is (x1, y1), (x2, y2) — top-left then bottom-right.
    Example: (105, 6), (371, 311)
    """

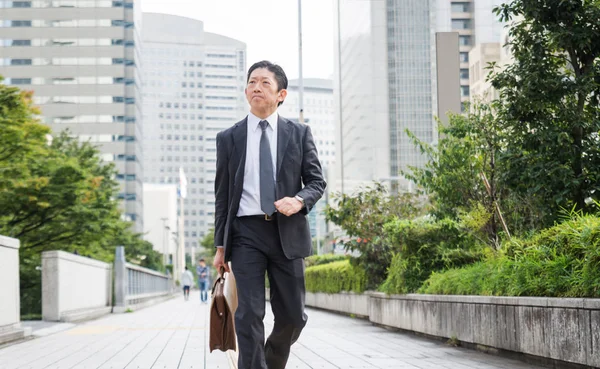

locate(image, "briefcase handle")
(211, 266), (227, 295)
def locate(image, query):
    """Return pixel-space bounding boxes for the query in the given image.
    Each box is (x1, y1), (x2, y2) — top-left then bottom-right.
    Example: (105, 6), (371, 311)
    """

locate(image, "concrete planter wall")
(305, 291), (369, 318)
(0, 235), (31, 344)
(303, 291), (600, 368)
(42, 251), (112, 322)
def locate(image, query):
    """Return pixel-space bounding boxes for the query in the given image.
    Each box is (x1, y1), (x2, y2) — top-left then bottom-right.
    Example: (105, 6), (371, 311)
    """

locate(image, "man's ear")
(278, 89), (287, 104)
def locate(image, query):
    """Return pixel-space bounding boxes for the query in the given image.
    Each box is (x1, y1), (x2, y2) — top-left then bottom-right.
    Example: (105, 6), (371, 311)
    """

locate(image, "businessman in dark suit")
(212, 60), (326, 369)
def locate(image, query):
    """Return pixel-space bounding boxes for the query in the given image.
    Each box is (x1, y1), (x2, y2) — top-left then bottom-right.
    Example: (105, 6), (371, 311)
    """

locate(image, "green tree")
(200, 228), (216, 257)
(0, 82), (163, 315)
(491, 0), (600, 225)
(406, 102), (552, 243)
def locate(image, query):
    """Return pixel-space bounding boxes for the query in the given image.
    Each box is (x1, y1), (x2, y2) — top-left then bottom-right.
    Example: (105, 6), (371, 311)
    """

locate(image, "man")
(181, 266), (194, 301)
(196, 258), (210, 303)
(213, 60), (326, 369)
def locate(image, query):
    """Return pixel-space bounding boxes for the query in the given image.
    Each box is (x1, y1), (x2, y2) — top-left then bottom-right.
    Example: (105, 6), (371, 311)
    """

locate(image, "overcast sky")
(140, 0), (335, 80)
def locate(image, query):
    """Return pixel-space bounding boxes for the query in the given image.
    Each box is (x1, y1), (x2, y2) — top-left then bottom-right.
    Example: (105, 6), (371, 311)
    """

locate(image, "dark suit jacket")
(213, 115), (326, 261)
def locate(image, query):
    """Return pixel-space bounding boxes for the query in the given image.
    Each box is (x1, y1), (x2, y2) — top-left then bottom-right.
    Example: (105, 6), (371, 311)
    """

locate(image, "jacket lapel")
(232, 118), (247, 184)
(276, 116), (291, 179)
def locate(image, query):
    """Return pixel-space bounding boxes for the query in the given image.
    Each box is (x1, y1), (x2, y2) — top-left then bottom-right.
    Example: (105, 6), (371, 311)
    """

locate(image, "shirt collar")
(248, 111), (278, 132)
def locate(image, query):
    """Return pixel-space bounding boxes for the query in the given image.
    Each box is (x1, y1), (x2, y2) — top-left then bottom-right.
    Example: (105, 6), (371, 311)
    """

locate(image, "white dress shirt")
(237, 111), (278, 217)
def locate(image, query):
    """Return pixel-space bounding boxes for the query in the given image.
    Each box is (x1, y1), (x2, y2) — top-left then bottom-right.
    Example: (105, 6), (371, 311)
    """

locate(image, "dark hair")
(185, 266), (188, 270)
(247, 60), (288, 107)
(199, 258), (205, 262)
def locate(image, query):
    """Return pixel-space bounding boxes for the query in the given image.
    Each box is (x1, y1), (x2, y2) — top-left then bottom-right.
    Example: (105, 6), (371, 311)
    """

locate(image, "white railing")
(114, 246), (174, 311)
(126, 262), (172, 303)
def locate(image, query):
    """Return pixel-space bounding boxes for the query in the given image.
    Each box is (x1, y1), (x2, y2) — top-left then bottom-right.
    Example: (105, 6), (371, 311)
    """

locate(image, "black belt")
(239, 214), (276, 222)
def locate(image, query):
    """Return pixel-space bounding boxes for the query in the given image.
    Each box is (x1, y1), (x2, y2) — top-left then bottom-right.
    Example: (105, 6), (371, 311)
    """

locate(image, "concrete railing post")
(0, 235), (31, 344)
(114, 246), (127, 310)
(41, 252), (60, 321)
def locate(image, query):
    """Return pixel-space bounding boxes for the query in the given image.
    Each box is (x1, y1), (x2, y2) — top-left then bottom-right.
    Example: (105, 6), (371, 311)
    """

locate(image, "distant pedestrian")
(181, 266), (194, 301)
(196, 258), (210, 303)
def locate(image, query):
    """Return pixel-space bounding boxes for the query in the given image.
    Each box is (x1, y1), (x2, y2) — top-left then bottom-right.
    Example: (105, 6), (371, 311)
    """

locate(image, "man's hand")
(275, 197), (303, 216)
(213, 248), (230, 274)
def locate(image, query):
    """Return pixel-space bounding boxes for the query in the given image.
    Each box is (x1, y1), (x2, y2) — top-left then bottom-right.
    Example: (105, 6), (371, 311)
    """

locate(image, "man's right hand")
(213, 248), (230, 274)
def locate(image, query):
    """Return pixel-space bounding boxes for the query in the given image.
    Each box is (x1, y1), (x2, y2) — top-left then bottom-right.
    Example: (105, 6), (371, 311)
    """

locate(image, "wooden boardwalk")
(1, 292), (544, 369)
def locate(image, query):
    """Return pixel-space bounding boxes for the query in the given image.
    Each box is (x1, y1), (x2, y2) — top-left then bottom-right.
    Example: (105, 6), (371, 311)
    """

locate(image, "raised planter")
(301, 290), (600, 368)
(305, 291), (369, 318)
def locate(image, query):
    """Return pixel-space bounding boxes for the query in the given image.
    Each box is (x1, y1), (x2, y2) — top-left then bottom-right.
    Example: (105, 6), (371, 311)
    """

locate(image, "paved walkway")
(0, 292), (544, 369)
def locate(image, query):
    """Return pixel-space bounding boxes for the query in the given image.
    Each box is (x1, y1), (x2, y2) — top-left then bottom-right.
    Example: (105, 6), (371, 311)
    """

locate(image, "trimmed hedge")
(420, 214), (600, 297)
(305, 260), (367, 294)
(304, 254), (348, 268)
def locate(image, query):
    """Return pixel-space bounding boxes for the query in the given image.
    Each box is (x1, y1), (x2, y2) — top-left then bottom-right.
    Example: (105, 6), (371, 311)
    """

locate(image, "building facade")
(0, 0), (144, 231)
(437, 0), (504, 108)
(469, 42), (500, 102)
(333, 0), (504, 193)
(334, 0), (439, 193)
(333, 0), (391, 194)
(141, 13), (246, 252)
(142, 183), (177, 263)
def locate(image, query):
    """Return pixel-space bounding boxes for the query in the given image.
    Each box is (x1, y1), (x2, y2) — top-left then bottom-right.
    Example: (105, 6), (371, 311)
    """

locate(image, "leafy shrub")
(304, 254), (349, 268)
(420, 214), (600, 297)
(305, 260), (367, 294)
(325, 183), (425, 290)
(379, 217), (486, 294)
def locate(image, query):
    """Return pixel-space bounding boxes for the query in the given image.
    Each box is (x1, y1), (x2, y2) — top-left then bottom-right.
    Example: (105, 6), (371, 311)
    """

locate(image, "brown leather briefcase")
(209, 270), (237, 352)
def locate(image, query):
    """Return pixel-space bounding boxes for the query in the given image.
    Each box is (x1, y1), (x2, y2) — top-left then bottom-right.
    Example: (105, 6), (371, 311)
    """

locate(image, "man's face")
(245, 68), (286, 113)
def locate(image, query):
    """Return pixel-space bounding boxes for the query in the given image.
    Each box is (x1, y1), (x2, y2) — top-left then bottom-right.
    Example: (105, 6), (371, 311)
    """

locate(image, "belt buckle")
(264, 214), (272, 221)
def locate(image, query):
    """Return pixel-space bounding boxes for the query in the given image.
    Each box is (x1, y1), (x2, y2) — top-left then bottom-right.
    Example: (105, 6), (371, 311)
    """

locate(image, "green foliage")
(420, 213), (600, 297)
(200, 227), (216, 257)
(491, 0), (600, 223)
(304, 254), (348, 268)
(379, 217), (486, 294)
(405, 109), (494, 220)
(325, 183), (424, 289)
(305, 260), (367, 294)
(406, 103), (545, 243)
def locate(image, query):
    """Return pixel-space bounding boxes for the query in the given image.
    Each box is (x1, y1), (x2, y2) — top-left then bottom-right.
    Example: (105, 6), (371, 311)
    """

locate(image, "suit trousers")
(230, 215), (307, 369)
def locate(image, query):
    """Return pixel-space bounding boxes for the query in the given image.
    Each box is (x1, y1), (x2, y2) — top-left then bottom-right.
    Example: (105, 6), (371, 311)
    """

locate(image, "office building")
(334, 0), (503, 193)
(0, 0), (144, 231)
(141, 13), (246, 252)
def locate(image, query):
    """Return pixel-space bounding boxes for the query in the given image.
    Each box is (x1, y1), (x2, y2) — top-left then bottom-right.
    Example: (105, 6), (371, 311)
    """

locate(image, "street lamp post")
(298, 0), (304, 125)
(160, 217), (169, 266)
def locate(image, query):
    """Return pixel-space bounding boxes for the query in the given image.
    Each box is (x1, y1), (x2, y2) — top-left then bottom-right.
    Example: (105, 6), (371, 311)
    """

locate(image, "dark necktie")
(259, 120), (276, 215)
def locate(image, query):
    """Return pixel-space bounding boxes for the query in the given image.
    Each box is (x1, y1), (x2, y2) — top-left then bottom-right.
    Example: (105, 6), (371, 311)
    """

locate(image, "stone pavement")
(271, 307), (544, 369)
(0, 292), (231, 369)
(0, 291), (545, 369)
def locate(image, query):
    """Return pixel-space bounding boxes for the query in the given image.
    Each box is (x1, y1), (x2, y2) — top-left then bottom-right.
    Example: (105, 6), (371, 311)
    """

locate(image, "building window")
(459, 35), (472, 46)
(460, 52), (469, 63)
(459, 69), (469, 80)
(451, 2), (471, 13)
(460, 86), (470, 97)
(452, 19), (472, 30)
